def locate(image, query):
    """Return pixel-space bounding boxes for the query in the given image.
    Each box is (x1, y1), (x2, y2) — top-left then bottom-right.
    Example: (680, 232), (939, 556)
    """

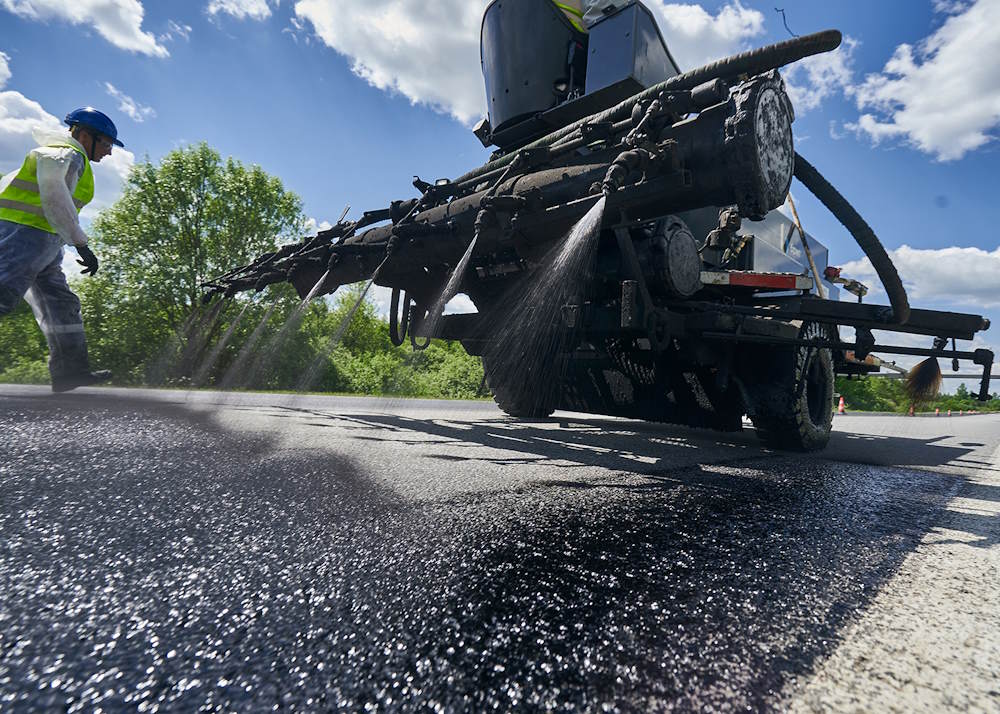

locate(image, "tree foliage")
(91, 143), (304, 329)
(0, 301), (46, 374)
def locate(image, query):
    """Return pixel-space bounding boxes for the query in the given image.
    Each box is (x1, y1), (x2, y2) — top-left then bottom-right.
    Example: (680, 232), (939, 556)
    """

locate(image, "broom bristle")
(905, 358), (943, 404)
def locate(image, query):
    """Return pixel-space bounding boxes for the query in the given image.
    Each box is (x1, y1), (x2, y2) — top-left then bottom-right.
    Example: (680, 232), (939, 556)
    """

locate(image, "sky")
(1, 0), (998, 379)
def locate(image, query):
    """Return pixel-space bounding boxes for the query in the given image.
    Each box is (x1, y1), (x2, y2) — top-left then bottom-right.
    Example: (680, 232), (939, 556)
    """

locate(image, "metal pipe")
(699, 330), (987, 360)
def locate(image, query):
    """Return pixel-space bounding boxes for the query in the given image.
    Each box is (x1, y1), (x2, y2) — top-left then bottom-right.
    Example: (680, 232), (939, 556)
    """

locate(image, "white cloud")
(292, 0), (485, 124)
(931, 0), (972, 13)
(0, 51), (10, 88)
(783, 36), (857, 114)
(291, 0), (764, 125)
(841, 244), (1000, 310)
(365, 284), (476, 319)
(207, 0), (276, 21)
(444, 293), (477, 314)
(366, 284), (392, 317)
(302, 216), (332, 234)
(846, 0), (1000, 161)
(103, 82), (155, 123)
(643, 1), (764, 70)
(282, 15), (312, 44)
(0, 90), (63, 173)
(0, 0), (168, 57)
(159, 19), (193, 43)
(0, 55), (134, 225)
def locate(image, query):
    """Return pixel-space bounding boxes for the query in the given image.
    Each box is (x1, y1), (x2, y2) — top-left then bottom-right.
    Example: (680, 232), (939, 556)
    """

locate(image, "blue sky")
(1, 0), (998, 376)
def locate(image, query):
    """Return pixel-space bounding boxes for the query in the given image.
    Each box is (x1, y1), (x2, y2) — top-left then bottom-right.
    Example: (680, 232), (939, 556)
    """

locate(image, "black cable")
(774, 8), (798, 38)
(793, 152), (910, 325)
(389, 288), (405, 346)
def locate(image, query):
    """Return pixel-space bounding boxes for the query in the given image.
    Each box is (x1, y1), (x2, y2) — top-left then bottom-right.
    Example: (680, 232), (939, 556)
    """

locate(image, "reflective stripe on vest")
(0, 142), (94, 234)
(553, 0), (585, 32)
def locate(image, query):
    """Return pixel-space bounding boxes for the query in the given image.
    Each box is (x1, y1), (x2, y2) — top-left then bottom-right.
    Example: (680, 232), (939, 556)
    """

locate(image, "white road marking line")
(786, 441), (1000, 712)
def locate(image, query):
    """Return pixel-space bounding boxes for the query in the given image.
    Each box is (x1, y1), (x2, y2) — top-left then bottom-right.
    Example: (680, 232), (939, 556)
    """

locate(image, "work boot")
(51, 370), (113, 393)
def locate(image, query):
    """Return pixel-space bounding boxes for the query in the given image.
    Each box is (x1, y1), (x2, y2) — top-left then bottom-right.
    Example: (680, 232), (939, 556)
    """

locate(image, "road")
(1, 385), (997, 712)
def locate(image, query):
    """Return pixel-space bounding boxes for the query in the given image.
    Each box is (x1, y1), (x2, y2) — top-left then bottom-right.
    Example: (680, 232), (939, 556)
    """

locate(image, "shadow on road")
(277, 406), (991, 478)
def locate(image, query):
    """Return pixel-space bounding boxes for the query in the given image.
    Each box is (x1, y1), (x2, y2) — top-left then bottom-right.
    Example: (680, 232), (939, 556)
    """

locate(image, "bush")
(0, 302), (47, 368)
(0, 359), (50, 385)
(407, 341), (484, 399)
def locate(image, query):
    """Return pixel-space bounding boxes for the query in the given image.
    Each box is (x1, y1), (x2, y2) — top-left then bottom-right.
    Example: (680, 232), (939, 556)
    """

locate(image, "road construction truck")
(204, 0), (993, 451)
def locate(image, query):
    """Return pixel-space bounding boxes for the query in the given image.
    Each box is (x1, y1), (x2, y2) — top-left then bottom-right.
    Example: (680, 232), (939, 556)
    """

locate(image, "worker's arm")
(35, 148), (90, 248)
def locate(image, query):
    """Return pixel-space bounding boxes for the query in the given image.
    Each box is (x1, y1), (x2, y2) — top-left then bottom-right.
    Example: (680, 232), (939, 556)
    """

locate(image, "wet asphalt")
(1, 386), (997, 712)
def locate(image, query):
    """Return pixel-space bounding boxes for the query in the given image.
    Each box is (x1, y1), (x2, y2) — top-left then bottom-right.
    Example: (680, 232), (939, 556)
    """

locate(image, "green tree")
(82, 143), (305, 383)
(93, 143), (302, 323)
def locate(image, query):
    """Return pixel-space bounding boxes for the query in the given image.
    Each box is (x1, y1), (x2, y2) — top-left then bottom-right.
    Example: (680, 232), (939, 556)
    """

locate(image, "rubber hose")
(389, 287), (405, 346)
(456, 29), (842, 186)
(793, 152), (910, 325)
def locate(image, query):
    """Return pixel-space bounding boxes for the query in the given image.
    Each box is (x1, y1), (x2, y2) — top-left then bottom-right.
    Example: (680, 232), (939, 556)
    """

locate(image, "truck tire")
(480, 345), (558, 418)
(744, 322), (834, 451)
(485, 370), (556, 418)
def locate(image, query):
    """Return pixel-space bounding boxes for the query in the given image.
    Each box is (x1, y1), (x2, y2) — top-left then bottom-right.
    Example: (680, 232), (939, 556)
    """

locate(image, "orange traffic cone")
(838, 396), (846, 414)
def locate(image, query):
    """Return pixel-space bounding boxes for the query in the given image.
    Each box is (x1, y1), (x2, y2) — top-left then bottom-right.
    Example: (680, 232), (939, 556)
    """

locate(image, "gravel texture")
(1, 386), (997, 712)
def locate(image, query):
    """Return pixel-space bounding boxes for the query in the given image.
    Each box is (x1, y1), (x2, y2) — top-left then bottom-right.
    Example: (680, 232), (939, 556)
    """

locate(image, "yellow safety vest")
(553, 0), (586, 32)
(0, 142), (94, 234)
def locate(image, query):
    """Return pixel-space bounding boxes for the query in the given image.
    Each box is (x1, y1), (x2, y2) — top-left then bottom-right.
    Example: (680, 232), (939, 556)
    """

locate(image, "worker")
(0, 107), (122, 392)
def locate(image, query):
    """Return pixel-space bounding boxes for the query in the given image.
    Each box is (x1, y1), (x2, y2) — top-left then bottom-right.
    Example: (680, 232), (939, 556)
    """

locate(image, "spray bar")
(698, 331), (995, 401)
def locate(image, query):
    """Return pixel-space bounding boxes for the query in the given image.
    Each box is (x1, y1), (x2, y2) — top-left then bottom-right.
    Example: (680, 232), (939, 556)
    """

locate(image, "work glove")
(77, 245), (99, 276)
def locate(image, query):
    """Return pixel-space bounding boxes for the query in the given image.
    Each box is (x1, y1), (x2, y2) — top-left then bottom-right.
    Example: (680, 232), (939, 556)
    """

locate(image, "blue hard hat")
(64, 107), (124, 147)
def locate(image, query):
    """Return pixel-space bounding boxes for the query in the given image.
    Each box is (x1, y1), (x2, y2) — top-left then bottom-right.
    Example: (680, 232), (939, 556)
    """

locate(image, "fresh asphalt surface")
(1, 385), (997, 712)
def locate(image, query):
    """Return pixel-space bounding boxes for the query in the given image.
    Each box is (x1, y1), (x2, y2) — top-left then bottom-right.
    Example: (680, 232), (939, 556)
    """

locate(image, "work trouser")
(0, 220), (92, 378)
